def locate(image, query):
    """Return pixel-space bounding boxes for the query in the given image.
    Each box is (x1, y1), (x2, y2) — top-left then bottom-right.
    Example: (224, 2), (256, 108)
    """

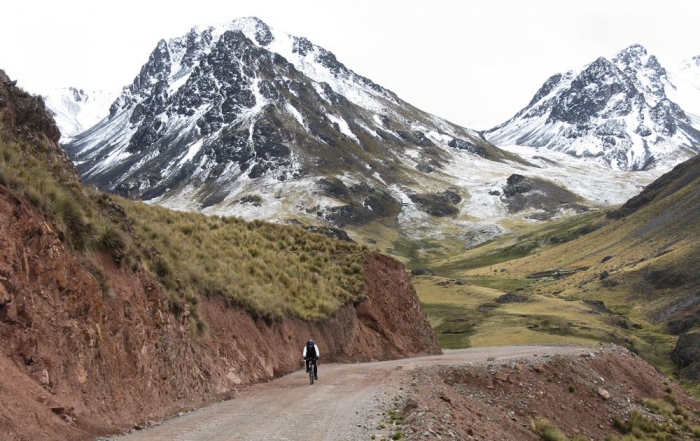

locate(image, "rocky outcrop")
(0, 70), (61, 145)
(672, 330), (700, 380)
(500, 173), (588, 220)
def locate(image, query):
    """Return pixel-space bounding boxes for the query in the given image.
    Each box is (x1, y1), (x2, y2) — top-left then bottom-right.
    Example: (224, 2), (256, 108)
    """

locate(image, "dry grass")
(608, 391), (700, 440)
(0, 126), (122, 253)
(414, 275), (608, 349)
(1, 123), (367, 329)
(531, 417), (569, 441)
(119, 198), (367, 321)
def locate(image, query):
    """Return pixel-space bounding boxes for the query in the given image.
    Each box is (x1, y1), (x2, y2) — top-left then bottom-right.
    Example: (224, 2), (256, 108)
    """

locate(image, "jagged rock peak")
(680, 55), (700, 70)
(613, 43), (648, 62)
(612, 44), (664, 74)
(107, 16), (398, 121)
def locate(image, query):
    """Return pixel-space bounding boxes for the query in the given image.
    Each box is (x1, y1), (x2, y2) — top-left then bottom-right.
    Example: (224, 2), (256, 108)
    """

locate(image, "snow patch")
(284, 102), (306, 129)
(326, 114), (359, 143)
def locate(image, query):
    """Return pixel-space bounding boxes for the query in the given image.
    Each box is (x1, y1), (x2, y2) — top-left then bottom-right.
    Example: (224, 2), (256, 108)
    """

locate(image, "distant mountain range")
(42, 87), (117, 142)
(486, 44), (700, 171)
(43, 18), (699, 248)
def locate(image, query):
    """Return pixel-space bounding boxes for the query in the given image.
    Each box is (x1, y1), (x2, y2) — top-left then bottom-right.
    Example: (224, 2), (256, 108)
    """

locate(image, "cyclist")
(303, 339), (320, 380)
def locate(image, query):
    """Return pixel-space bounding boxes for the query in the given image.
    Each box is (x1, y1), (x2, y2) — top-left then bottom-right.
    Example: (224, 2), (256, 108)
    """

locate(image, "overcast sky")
(2, 0), (699, 130)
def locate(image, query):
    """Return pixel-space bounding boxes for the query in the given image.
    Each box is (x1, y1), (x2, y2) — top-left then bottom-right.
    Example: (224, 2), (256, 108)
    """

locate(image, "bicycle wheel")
(308, 362), (314, 385)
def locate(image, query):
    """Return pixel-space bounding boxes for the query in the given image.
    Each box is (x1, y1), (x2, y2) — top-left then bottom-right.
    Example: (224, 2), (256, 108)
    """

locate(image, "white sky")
(1, 0), (699, 130)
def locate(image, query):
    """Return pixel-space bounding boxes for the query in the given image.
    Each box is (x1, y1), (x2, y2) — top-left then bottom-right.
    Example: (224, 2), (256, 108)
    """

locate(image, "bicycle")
(305, 358), (317, 385)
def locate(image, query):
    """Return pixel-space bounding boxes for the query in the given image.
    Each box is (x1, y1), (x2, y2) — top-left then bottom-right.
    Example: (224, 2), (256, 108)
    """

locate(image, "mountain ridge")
(42, 87), (117, 142)
(62, 17), (564, 247)
(486, 44), (700, 171)
(49, 23), (699, 253)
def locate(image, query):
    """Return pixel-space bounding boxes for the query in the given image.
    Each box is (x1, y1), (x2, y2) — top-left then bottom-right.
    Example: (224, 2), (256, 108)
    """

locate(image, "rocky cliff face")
(486, 45), (700, 171)
(0, 71), (61, 146)
(0, 70), (440, 440)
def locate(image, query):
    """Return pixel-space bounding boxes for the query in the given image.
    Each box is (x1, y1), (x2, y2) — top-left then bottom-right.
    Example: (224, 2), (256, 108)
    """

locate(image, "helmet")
(307, 339), (314, 345)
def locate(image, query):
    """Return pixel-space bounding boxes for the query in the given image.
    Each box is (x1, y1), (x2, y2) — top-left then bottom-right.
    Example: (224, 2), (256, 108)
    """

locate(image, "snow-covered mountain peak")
(612, 44), (649, 65)
(611, 44), (668, 107)
(42, 87), (118, 141)
(486, 45), (700, 171)
(63, 16), (518, 244)
(106, 16), (397, 126)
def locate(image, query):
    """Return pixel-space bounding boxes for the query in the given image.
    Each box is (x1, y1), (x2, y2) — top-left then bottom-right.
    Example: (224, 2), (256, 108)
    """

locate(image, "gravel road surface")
(107, 345), (589, 440)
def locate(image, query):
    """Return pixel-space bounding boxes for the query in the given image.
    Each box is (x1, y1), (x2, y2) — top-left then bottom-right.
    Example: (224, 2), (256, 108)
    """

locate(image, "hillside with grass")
(0, 70), (440, 440)
(412, 154), (700, 395)
(0, 70), (368, 326)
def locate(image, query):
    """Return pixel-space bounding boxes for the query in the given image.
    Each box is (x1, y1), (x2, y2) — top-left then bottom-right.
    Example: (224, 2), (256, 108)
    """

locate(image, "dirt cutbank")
(0, 193), (439, 441)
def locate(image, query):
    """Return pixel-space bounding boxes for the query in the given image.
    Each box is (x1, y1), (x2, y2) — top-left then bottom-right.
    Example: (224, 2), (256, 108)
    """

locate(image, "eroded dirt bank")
(401, 345), (700, 440)
(0, 198), (439, 441)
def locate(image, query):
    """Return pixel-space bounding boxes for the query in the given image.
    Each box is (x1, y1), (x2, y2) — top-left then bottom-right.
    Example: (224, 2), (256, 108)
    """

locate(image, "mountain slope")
(486, 45), (700, 171)
(63, 17), (623, 248)
(462, 152), (700, 379)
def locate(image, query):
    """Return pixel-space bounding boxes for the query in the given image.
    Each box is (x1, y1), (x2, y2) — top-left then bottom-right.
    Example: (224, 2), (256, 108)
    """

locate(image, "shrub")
(531, 417), (568, 441)
(692, 426), (700, 438)
(391, 431), (404, 440)
(96, 220), (129, 255)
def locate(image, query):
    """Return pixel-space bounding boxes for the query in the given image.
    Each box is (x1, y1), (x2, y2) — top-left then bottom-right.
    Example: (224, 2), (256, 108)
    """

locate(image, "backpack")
(306, 343), (316, 359)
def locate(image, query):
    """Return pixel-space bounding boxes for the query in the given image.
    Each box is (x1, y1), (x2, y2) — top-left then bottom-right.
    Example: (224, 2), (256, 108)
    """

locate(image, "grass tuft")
(531, 417), (568, 441)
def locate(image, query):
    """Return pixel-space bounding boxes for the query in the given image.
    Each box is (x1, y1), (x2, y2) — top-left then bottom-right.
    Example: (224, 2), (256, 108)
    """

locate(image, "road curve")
(109, 345), (591, 441)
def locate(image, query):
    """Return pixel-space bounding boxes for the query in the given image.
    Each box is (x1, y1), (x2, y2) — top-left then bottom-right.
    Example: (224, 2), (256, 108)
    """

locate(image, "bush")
(391, 431), (404, 440)
(96, 220), (129, 255)
(531, 417), (568, 441)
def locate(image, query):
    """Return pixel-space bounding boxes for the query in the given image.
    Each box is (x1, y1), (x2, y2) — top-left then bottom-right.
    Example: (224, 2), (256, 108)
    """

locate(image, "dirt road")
(108, 345), (590, 440)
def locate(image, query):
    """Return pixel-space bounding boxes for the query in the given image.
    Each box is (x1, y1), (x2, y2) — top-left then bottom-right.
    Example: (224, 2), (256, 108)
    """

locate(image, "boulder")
(672, 330), (700, 380)
(411, 268), (435, 276)
(495, 293), (528, 303)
